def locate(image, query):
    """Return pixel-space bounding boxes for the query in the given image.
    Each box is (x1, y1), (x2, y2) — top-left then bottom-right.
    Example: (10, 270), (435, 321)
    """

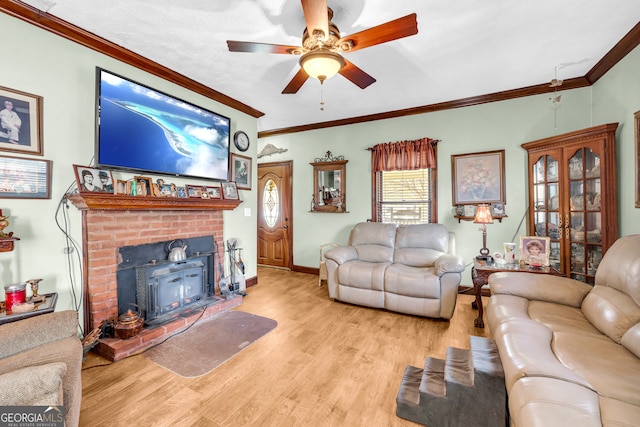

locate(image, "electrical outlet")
(63, 247), (74, 254)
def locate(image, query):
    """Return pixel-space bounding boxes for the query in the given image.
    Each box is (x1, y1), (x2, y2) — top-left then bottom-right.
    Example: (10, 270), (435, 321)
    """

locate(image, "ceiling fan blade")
(227, 40), (300, 55)
(301, 0), (329, 41)
(338, 13), (418, 53)
(282, 68), (309, 94)
(339, 59), (376, 89)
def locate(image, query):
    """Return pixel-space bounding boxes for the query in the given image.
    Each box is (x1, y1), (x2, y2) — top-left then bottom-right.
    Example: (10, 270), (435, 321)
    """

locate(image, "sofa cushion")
(594, 234), (640, 307)
(599, 396), (640, 427)
(553, 332), (640, 407)
(394, 224), (449, 267)
(337, 260), (389, 291)
(622, 323), (640, 359)
(508, 377), (601, 427)
(492, 319), (593, 392)
(527, 301), (610, 340)
(350, 222), (396, 263)
(384, 264), (441, 298)
(582, 285), (640, 343)
(0, 363), (66, 406)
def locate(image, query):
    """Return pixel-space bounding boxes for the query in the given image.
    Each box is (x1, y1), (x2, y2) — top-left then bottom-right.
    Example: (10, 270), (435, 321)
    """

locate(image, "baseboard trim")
(293, 265), (319, 275)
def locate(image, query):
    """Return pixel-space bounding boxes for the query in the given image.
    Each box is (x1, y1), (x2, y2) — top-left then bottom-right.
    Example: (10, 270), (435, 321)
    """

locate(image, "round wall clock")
(233, 130), (250, 152)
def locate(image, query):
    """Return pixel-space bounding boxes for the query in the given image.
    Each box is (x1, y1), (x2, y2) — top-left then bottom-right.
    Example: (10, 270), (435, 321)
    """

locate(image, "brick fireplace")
(68, 193), (243, 360)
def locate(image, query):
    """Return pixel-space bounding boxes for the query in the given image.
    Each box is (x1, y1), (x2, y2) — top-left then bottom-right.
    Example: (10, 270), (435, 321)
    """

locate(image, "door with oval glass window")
(257, 161), (293, 269)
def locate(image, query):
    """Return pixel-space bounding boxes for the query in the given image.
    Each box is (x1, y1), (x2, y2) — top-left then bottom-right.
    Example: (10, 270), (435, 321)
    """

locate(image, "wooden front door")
(257, 161), (293, 269)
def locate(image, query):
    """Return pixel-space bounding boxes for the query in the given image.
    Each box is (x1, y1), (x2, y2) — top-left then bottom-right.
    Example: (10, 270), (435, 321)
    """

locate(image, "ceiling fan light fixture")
(300, 50), (345, 81)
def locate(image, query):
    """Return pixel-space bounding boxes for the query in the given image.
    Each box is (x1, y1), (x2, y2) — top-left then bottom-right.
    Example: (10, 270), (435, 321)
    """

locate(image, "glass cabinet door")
(532, 155), (561, 269)
(567, 147), (602, 284)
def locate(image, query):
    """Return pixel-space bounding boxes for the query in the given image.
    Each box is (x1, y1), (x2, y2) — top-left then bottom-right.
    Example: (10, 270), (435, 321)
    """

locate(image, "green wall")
(2, 9), (638, 320)
(0, 12), (258, 323)
(258, 45), (640, 286)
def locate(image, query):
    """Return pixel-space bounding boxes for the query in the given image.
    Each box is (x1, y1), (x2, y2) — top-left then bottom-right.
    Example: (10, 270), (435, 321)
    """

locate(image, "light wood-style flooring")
(80, 267), (490, 426)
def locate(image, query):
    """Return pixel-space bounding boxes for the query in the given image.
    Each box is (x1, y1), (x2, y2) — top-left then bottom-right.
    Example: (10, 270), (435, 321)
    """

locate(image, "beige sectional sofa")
(487, 234), (640, 426)
(324, 222), (465, 319)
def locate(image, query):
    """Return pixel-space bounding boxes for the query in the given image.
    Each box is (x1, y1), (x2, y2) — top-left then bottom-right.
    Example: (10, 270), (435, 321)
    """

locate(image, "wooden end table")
(472, 260), (562, 328)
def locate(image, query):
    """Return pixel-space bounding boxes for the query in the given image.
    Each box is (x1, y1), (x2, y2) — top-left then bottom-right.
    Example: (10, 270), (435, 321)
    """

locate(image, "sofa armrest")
(435, 254), (466, 276)
(0, 310), (79, 359)
(324, 246), (358, 265)
(0, 362), (66, 406)
(488, 272), (592, 308)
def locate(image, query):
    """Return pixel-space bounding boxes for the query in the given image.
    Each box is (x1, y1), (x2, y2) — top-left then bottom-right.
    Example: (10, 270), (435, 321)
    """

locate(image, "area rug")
(144, 310), (277, 378)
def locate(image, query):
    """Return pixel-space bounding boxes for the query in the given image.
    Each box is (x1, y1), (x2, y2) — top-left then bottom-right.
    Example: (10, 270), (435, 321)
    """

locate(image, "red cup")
(4, 284), (26, 312)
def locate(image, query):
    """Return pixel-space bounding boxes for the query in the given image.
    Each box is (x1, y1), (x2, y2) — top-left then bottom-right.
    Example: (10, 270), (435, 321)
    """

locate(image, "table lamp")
(474, 205), (493, 260)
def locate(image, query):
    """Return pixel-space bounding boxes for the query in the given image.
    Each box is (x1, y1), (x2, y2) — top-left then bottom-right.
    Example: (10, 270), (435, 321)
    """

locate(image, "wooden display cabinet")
(521, 123), (618, 284)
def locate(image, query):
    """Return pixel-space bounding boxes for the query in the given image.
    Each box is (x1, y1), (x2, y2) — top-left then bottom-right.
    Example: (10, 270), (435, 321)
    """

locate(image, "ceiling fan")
(226, 0), (418, 94)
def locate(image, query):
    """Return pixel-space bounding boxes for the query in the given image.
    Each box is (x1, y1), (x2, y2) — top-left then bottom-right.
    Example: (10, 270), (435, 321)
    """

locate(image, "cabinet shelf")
(66, 193), (242, 211)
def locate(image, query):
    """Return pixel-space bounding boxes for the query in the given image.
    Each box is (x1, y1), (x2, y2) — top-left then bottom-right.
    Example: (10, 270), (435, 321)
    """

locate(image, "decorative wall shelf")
(0, 237), (20, 252)
(454, 215), (507, 223)
(66, 193), (242, 211)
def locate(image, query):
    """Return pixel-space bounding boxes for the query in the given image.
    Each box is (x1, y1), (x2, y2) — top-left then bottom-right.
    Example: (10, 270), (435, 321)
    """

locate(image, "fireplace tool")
(227, 239), (247, 296)
(214, 240), (232, 300)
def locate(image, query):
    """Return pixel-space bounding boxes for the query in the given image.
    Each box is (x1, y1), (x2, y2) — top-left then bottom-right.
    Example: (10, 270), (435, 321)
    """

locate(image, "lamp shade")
(473, 205), (493, 224)
(300, 50), (345, 81)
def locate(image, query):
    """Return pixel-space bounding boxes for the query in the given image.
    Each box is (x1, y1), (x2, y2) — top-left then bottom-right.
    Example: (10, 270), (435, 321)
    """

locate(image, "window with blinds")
(375, 169), (433, 224)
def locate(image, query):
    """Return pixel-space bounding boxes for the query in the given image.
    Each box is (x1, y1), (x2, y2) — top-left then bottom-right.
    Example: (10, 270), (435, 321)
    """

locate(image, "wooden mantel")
(66, 193), (242, 211)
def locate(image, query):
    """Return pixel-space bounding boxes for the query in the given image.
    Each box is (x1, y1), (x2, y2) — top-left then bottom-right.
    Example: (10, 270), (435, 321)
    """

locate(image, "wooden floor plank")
(81, 267), (490, 426)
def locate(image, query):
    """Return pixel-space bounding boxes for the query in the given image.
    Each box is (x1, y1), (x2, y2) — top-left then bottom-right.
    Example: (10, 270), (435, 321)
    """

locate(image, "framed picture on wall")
(451, 150), (506, 205)
(0, 155), (51, 199)
(0, 86), (43, 156)
(230, 153), (251, 190)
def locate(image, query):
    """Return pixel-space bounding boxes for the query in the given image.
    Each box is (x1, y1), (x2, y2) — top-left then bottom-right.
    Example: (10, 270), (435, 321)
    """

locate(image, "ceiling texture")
(7, 0), (640, 134)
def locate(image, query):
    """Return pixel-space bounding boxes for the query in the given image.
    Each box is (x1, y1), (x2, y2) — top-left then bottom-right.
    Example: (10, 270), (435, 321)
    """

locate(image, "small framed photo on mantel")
(221, 181), (239, 200)
(73, 165), (114, 194)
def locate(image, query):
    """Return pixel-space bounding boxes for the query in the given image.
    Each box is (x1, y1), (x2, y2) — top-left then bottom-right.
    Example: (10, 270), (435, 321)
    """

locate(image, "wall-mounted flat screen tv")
(96, 68), (231, 181)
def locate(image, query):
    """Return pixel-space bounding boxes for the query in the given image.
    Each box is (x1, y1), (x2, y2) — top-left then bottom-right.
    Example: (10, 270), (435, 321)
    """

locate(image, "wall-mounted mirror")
(310, 152), (348, 213)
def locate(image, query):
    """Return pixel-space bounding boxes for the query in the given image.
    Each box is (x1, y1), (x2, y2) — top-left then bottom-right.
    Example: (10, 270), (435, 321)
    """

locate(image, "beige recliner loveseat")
(324, 222), (466, 319)
(487, 234), (640, 426)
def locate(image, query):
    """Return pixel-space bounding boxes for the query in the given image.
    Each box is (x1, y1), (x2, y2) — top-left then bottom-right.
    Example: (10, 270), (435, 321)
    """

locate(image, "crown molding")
(0, 0), (264, 119)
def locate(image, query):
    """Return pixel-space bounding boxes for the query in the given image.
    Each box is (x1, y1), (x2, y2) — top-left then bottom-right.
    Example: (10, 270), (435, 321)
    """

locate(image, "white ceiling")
(18, 0), (640, 132)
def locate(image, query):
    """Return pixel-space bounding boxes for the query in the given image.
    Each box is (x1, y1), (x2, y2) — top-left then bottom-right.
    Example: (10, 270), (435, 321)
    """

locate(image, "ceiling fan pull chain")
(320, 80), (325, 111)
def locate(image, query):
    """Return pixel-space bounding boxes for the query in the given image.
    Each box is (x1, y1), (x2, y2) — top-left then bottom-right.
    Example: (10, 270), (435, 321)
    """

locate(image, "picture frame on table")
(115, 179), (130, 195)
(221, 181), (239, 200)
(451, 149), (506, 205)
(205, 184), (222, 200)
(74, 165), (114, 194)
(0, 86), (43, 156)
(0, 154), (51, 199)
(519, 236), (551, 266)
(185, 184), (202, 198)
(230, 153), (251, 190)
(133, 176), (153, 196)
(463, 205), (476, 217)
(176, 186), (187, 198)
(491, 202), (505, 216)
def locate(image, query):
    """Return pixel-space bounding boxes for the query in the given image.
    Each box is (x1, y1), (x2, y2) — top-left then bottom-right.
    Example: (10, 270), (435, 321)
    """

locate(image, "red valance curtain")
(370, 138), (438, 172)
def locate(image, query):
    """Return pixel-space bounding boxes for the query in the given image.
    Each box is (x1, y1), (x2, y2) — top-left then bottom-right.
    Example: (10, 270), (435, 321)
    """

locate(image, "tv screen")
(96, 68), (231, 181)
